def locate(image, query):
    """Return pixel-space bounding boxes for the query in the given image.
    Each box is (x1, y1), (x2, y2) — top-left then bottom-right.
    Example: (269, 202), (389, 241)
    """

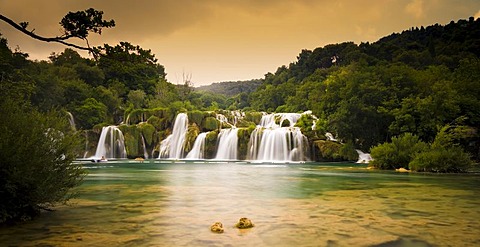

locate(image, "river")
(1, 160), (479, 246)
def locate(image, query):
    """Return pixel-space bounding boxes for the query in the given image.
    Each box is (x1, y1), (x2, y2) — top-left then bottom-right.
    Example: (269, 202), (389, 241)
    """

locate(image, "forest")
(0, 16), (479, 162)
(1, 10), (480, 223)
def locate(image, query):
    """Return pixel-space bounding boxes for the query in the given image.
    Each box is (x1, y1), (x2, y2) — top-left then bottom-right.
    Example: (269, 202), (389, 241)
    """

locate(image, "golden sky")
(1, 0), (480, 85)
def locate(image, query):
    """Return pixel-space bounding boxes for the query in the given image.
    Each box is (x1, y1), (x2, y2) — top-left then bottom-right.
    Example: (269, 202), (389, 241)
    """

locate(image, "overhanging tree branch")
(0, 9), (115, 57)
(0, 14), (90, 51)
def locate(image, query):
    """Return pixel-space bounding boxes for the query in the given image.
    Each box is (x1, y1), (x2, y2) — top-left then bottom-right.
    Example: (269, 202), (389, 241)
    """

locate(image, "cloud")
(406, 0), (424, 19)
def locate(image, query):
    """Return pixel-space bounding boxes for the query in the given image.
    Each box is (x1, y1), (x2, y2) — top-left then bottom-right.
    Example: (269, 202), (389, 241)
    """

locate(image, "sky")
(1, 0), (480, 86)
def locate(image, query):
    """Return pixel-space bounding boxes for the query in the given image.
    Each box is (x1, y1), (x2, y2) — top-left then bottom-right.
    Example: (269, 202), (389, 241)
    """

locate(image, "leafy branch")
(0, 8), (115, 57)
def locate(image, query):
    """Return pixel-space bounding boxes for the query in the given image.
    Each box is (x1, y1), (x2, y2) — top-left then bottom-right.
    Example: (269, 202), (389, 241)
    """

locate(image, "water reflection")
(1, 161), (479, 246)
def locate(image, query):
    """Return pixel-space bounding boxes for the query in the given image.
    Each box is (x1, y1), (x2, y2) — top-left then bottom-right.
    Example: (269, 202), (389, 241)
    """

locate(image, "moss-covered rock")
(237, 126), (255, 160)
(295, 114), (318, 141)
(205, 131), (219, 159)
(185, 123), (200, 154)
(82, 130), (100, 158)
(202, 116), (220, 131)
(187, 110), (205, 127)
(245, 112), (263, 125)
(146, 116), (161, 130)
(119, 125), (142, 158)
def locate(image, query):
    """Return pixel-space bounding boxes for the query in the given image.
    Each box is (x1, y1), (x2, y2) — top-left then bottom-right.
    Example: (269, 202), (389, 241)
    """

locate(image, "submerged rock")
(395, 167), (411, 173)
(210, 222), (224, 233)
(235, 217), (254, 229)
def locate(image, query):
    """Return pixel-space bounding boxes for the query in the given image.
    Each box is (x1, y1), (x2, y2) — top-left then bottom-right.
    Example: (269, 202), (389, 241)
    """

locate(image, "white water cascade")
(248, 113), (308, 162)
(158, 113), (189, 159)
(356, 150), (373, 163)
(215, 128), (239, 160)
(94, 126), (127, 159)
(186, 132), (208, 159)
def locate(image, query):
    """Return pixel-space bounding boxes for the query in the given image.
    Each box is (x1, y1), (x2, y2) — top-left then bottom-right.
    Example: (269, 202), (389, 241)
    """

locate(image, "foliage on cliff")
(248, 18), (480, 161)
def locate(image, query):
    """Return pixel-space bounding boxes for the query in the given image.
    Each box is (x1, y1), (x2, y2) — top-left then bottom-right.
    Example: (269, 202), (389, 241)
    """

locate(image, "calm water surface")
(1, 161), (479, 246)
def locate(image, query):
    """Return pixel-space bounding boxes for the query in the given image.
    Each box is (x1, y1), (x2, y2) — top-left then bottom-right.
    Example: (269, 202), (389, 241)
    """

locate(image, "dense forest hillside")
(195, 79), (262, 97)
(1, 16), (479, 164)
(249, 17), (480, 161)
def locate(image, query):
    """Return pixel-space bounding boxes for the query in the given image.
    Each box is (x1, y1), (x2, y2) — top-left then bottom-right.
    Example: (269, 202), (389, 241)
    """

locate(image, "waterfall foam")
(94, 126), (127, 159)
(247, 113), (308, 162)
(215, 128), (239, 160)
(186, 132), (208, 159)
(158, 113), (189, 159)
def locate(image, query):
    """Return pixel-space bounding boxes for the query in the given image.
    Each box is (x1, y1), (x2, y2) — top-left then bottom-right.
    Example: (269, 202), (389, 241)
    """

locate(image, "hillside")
(248, 17), (480, 158)
(195, 79), (262, 97)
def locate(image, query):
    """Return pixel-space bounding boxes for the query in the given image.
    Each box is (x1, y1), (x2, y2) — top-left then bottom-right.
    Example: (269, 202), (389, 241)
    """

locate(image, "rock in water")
(210, 222), (224, 233)
(235, 217), (254, 229)
(395, 167), (410, 172)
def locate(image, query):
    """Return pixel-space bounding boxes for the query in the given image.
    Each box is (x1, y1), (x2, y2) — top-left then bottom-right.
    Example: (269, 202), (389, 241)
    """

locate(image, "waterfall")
(94, 126), (127, 159)
(247, 113), (308, 162)
(141, 135), (149, 159)
(356, 150), (373, 163)
(186, 132), (208, 159)
(158, 113), (188, 159)
(66, 111), (76, 131)
(215, 128), (239, 160)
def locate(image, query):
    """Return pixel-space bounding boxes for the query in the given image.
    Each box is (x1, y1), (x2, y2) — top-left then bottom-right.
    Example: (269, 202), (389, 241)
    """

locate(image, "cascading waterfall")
(94, 126), (127, 159)
(66, 111), (76, 131)
(356, 150), (373, 163)
(158, 113), (188, 159)
(215, 128), (239, 160)
(185, 132), (208, 159)
(141, 135), (149, 159)
(247, 113), (308, 162)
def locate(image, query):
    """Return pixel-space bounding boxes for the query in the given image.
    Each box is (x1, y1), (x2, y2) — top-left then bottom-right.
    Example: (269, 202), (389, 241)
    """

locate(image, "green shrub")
(0, 100), (85, 224)
(370, 133), (428, 169)
(339, 142), (359, 161)
(409, 146), (472, 172)
(314, 140), (342, 161)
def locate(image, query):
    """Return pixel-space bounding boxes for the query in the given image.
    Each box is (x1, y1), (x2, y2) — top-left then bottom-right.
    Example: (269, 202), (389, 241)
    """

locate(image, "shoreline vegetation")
(1, 8), (479, 224)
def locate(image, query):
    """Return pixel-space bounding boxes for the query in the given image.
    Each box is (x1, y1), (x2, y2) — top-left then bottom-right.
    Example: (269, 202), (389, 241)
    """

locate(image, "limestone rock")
(235, 217), (254, 229)
(395, 167), (410, 172)
(210, 222), (224, 233)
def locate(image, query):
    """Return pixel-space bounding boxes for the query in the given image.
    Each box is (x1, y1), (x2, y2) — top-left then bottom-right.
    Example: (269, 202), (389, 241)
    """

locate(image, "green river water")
(1, 161), (479, 246)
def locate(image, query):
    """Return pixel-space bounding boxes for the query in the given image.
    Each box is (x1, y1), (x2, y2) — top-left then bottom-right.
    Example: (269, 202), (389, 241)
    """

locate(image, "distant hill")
(195, 79), (262, 97)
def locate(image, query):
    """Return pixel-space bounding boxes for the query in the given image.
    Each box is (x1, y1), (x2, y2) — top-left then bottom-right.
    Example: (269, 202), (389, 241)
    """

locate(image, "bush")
(339, 142), (359, 161)
(0, 100), (85, 224)
(409, 146), (472, 172)
(370, 133), (428, 169)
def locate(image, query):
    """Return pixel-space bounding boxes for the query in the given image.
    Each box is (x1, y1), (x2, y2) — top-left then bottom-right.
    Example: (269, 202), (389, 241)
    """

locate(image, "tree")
(73, 98), (107, 129)
(0, 99), (85, 223)
(0, 8), (115, 56)
(370, 133), (428, 170)
(96, 42), (166, 95)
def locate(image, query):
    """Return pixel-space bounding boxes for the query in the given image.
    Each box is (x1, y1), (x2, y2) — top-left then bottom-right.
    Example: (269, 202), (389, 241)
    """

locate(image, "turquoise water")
(1, 161), (479, 246)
